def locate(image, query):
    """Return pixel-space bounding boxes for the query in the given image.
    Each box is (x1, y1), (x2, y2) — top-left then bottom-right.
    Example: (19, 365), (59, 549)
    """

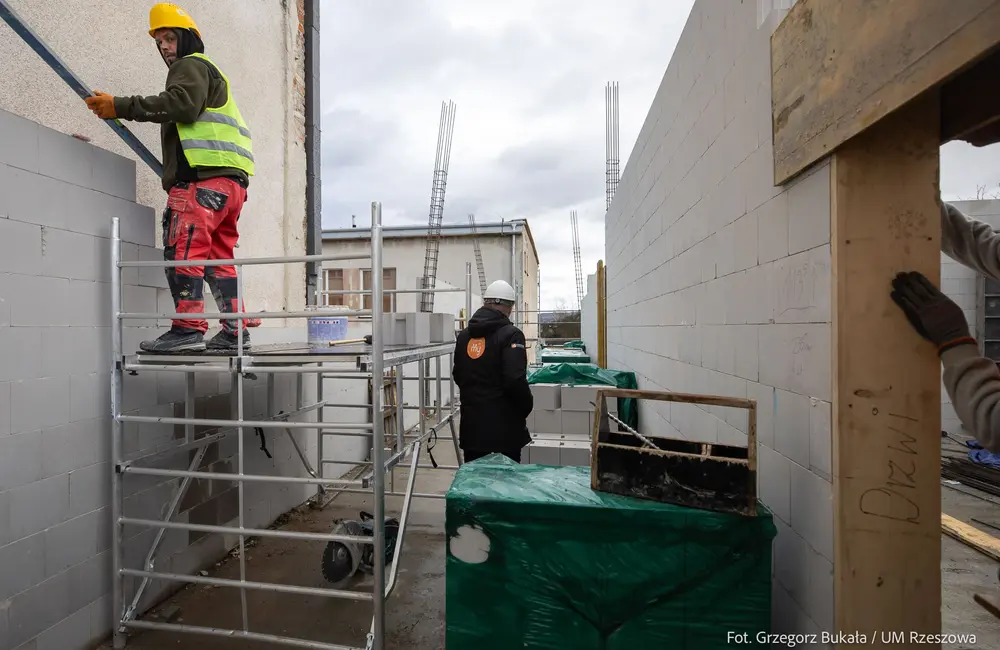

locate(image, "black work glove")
(890, 271), (974, 355)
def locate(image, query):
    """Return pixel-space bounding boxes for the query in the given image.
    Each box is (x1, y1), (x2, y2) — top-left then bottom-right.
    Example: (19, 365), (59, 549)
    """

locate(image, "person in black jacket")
(453, 280), (534, 463)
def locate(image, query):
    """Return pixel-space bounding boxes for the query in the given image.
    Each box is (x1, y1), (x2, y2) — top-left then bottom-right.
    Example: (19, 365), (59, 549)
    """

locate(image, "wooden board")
(596, 260), (607, 368)
(771, 0), (1000, 185)
(830, 92), (942, 638)
(941, 513), (1000, 562)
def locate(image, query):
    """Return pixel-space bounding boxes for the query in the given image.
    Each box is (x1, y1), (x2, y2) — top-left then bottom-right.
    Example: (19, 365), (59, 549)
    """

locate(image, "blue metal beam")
(0, 0), (163, 177)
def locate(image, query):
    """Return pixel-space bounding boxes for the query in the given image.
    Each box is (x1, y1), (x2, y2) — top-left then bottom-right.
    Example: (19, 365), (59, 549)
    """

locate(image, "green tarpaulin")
(527, 363), (639, 430)
(445, 456), (776, 649)
(563, 340), (586, 349)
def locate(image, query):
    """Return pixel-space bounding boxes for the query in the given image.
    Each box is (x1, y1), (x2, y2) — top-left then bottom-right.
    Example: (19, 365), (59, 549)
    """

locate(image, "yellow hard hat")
(148, 3), (200, 39)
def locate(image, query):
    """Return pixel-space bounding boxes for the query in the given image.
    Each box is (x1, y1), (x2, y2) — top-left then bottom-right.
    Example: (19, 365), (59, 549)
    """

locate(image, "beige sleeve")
(941, 201), (1000, 281)
(941, 344), (1000, 453)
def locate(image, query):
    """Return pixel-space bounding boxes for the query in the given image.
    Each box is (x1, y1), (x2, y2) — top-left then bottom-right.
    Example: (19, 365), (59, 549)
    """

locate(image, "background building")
(321, 219), (540, 360)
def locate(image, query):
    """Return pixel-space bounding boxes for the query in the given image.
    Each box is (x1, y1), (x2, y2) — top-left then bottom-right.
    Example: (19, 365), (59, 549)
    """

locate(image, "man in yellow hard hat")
(84, 3), (258, 353)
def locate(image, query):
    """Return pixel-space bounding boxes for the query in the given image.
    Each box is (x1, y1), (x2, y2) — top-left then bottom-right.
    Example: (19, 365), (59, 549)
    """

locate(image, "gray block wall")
(603, 0), (832, 640)
(0, 109), (317, 650)
(581, 273), (598, 359)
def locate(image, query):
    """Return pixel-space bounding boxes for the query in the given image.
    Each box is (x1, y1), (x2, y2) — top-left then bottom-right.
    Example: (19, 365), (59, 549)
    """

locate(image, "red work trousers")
(162, 177), (259, 333)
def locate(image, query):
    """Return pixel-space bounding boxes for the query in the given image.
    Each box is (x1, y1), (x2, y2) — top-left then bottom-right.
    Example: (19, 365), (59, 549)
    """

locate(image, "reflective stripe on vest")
(176, 53), (255, 176)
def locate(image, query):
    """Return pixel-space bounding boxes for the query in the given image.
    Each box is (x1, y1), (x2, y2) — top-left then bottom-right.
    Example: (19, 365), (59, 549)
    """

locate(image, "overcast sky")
(321, 0), (1000, 310)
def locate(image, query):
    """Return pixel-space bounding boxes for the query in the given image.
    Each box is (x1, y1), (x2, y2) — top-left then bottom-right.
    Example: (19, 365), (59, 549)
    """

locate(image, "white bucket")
(307, 315), (348, 346)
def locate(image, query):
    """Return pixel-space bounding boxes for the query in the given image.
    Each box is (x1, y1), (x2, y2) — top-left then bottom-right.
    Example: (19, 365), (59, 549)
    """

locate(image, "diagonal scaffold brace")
(0, 0), (164, 177)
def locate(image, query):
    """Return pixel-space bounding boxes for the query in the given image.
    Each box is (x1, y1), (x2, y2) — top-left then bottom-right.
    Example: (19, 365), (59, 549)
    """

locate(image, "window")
(324, 267), (396, 312)
(362, 268), (396, 312)
(323, 269), (344, 306)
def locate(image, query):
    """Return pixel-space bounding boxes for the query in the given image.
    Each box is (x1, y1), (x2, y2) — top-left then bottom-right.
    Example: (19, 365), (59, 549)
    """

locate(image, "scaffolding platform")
(109, 203), (471, 650)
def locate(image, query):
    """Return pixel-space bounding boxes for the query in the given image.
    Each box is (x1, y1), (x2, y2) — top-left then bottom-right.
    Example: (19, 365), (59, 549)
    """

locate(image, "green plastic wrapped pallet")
(538, 347), (591, 364)
(445, 455), (776, 649)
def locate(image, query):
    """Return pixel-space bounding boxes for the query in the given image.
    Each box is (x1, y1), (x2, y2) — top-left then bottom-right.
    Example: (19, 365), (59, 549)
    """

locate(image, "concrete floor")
(100, 434), (1000, 650)
(102, 433), (460, 650)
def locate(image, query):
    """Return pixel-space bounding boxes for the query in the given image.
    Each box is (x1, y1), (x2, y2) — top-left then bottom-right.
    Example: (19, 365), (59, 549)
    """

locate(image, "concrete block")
(67, 554), (110, 628)
(0, 431), (44, 491)
(530, 383), (560, 410)
(429, 313), (455, 342)
(44, 510), (100, 578)
(40, 227), (109, 283)
(70, 373), (107, 424)
(757, 444), (791, 522)
(10, 473), (70, 541)
(0, 532), (46, 605)
(809, 399), (832, 479)
(0, 605), (6, 650)
(532, 409), (561, 434)
(67, 462), (110, 521)
(756, 193), (790, 264)
(0, 490), (10, 547)
(789, 462), (833, 560)
(526, 439), (560, 465)
(35, 606), (92, 650)
(0, 380), (9, 436)
(772, 246), (831, 325)
(91, 144), (138, 201)
(525, 410), (535, 431)
(42, 418), (105, 479)
(561, 410), (593, 436)
(7, 570), (72, 650)
(11, 377), (70, 435)
(0, 111), (40, 173)
(404, 312), (431, 345)
(560, 440), (591, 467)
(7, 273), (71, 327)
(805, 543), (835, 632)
(560, 384), (598, 411)
(37, 127), (95, 189)
(773, 388), (810, 468)
(787, 162), (831, 255)
(137, 244), (168, 289)
(757, 324), (831, 401)
(746, 382), (775, 448)
(773, 518), (810, 606)
(0, 219), (43, 275)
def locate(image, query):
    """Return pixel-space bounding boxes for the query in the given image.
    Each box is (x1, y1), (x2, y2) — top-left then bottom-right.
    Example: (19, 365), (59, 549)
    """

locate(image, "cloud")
(320, 0), (696, 308)
(320, 0), (1000, 309)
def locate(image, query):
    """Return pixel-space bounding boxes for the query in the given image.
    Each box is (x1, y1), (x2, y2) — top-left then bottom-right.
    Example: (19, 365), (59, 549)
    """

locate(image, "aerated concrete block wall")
(939, 200), (1000, 435)
(0, 109), (315, 650)
(581, 273), (598, 359)
(603, 0), (833, 639)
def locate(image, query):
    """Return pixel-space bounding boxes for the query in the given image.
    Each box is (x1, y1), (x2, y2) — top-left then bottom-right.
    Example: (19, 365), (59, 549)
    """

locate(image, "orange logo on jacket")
(467, 337), (486, 360)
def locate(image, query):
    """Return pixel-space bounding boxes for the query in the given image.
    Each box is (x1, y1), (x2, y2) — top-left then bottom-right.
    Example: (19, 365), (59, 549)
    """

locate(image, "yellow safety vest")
(176, 53), (255, 176)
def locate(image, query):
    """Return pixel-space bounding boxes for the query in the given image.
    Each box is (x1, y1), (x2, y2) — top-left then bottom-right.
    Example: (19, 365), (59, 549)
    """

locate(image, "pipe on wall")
(304, 0), (322, 305)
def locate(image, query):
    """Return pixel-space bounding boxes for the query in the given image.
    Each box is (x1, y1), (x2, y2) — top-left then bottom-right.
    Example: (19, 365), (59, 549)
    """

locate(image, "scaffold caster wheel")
(322, 520), (363, 588)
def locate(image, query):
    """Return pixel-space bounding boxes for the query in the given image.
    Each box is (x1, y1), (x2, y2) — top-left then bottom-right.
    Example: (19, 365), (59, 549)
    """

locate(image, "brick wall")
(603, 0), (833, 639)
(0, 109), (317, 650)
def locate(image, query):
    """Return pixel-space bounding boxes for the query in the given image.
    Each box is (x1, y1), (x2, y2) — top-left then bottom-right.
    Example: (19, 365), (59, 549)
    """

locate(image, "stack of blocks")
(380, 312), (455, 345)
(523, 384), (618, 466)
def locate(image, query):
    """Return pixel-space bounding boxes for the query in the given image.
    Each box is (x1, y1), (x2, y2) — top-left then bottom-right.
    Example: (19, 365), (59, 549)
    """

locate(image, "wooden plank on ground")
(771, 0), (1000, 185)
(942, 513), (1000, 562)
(831, 92), (942, 639)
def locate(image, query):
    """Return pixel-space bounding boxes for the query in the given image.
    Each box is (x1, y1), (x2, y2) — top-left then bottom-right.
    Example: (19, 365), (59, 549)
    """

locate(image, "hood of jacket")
(468, 306), (510, 337)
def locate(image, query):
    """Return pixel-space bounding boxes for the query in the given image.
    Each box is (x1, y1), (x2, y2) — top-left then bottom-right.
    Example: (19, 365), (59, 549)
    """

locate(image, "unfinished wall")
(0, 109), (315, 650)
(940, 199), (1000, 435)
(603, 0), (832, 639)
(0, 0), (308, 316)
(581, 273), (598, 358)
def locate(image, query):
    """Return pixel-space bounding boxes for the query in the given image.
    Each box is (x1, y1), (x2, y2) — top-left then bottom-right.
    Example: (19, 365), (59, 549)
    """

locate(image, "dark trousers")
(464, 447), (522, 464)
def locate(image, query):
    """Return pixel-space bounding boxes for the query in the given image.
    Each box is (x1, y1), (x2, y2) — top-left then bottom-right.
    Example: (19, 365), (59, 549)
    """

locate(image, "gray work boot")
(139, 327), (206, 353)
(206, 328), (251, 351)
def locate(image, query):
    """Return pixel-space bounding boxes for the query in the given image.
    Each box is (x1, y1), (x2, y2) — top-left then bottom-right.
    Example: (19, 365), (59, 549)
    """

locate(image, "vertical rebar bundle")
(570, 210), (585, 310)
(420, 100), (458, 313)
(605, 81), (620, 212)
(468, 213), (488, 296)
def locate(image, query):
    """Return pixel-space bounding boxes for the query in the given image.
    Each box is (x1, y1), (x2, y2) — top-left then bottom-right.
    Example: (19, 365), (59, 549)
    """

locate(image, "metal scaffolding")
(109, 202), (469, 650)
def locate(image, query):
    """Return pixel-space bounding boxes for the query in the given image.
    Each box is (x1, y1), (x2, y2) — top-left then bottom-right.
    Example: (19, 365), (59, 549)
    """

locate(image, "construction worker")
(890, 201), (1000, 453)
(453, 280), (533, 463)
(83, 3), (257, 353)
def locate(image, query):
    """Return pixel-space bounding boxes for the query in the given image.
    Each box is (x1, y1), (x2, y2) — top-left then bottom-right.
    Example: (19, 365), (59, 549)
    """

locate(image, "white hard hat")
(484, 280), (515, 303)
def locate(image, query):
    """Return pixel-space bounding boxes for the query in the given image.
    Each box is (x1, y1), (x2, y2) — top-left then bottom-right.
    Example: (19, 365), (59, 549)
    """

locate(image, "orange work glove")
(84, 91), (117, 119)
